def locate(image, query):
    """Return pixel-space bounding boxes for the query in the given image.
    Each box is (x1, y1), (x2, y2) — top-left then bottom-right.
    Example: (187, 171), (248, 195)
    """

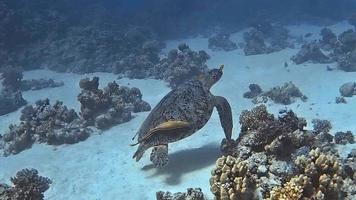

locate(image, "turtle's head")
(198, 65), (224, 89)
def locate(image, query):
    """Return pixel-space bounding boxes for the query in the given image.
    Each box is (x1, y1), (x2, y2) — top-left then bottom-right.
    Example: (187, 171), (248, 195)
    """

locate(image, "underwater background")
(0, 0), (356, 199)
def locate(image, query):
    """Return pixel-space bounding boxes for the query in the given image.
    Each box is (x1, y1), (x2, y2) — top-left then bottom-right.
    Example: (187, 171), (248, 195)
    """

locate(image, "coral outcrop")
(243, 28), (271, 56)
(208, 33), (237, 51)
(334, 131), (354, 144)
(0, 66), (27, 116)
(152, 44), (210, 88)
(291, 42), (331, 64)
(320, 28), (337, 50)
(156, 188), (207, 200)
(0, 168), (51, 200)
(243, 82), (307, 105)
(77, 77), (151, 129)
(339, 82), (356, 97)
(1, 99), (90, 156)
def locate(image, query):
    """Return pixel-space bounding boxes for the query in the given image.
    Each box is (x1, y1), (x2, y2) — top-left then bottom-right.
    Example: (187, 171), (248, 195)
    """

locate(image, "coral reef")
(243, 28), (271, 56)
(277, 148), (344, 199)
(0, 66), (27, 116)
(311, 119), (332, 135)
(243, 20), (291, 56)
(208, 33), (237, 51)
(218, 105), (354, 199)
(152, 44), (210, 88)
(210, 155), (257, 200)
(21, 78), (64, 91)
(77, 77), (151, 129)
(1, 99), (90, 156)
(0, 168), (51, 200)
(334, 131), (354, 145)
(156, 188), (206, 200)
(335, 96), (347, 104)
(243, 84), (263, 99)
(244, 82), (307, 105)
(291, 42), (331, 64)
(262, 82), (307, 105)
(339, 82), (356, 97)
(320, 28), (338, 50)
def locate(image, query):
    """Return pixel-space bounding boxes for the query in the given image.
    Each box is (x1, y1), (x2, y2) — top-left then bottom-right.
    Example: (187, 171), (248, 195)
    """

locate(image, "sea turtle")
(131, 65), (232, 167)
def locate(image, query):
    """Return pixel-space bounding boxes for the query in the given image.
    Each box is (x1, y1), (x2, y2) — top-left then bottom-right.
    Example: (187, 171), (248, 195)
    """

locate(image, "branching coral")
(156, 188), (206, 200)
(210, 155), (257, 200)
(269, 148), (344, 200)
(0, 168), (52, 200)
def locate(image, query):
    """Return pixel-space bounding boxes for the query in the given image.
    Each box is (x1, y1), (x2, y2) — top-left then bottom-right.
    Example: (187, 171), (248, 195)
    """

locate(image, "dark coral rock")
(20, 78), (64, 91)
(243, 28), (271, 55)
(291, 42), (331, 64)
(312, 119), (332, 134)
(337, 29), (356, 53)
(0, 66), (23, 91)
(334, 131), (354, 144)
(0, 89), (27, 116)
(339, 82), (356, 97)
(335, 96), (347, 104)
(263, 82), (307, 105)
(78, 77), (151, 129)
(243, 84), (263, 99)
(10, 169), (51, 200)
(156, 188), (206, 200)
(320, 28), (337, 50)
(338, 49), (356, 72)
(208, 33), (237, 51)
(0, 169), (51, 200)
(152, 44), (210, 88)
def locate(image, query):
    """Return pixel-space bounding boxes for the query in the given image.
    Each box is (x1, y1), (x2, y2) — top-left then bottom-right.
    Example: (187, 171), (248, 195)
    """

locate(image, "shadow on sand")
(142, 142), (220, 185)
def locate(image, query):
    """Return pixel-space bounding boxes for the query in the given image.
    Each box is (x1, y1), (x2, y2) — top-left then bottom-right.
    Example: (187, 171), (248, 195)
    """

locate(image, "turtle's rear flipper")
(214, 96), (233, 140)
(134, 120), (191, 145)
(150, 144), (169, 167)
(133, 143), (148, 161)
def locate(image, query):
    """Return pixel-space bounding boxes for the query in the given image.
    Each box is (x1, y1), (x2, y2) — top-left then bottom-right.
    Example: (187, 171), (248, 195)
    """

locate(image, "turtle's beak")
(219, 64), (224, 71)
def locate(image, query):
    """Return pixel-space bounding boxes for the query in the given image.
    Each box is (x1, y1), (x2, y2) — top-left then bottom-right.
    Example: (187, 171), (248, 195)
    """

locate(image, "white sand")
(0, 22), (355, 200)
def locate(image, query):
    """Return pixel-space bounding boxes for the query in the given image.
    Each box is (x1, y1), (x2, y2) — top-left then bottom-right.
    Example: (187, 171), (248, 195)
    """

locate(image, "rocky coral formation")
(210, 155), (257, 200)
(243, 28), (271, 56)
(208, 33), (237, 51)
(243, 82), (307, 105)
(0, 66), (27, 116)
(263, 82), (307, 105)
(291, 42), (331, 64)
(320, 28), (338, 51)
(243, 20), (291, 56)
(77, 77), (151, 129)
(334, 131), (354, 144)
(152, 44), (210, 88)
(1, 99), (90, 156)
(156, 188), (207, 200)
(21, 78), (64, 91)
(0, 168), (51, 200)
(243, 84), (263, 99)
(339, 82), (356, 97)
(218, 105), (354, 199)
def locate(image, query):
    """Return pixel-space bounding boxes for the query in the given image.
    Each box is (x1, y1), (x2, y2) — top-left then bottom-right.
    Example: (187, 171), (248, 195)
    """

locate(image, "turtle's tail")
(132, 143), (147, 161)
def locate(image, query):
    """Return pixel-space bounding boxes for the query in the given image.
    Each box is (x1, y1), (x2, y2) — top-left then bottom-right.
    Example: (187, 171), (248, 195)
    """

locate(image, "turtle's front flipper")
(214, 96), (233, 140)
(150, 144), (169, 167)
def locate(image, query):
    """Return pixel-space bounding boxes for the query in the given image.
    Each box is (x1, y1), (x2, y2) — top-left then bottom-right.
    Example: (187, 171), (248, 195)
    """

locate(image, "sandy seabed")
(1, 22), (356, 200)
